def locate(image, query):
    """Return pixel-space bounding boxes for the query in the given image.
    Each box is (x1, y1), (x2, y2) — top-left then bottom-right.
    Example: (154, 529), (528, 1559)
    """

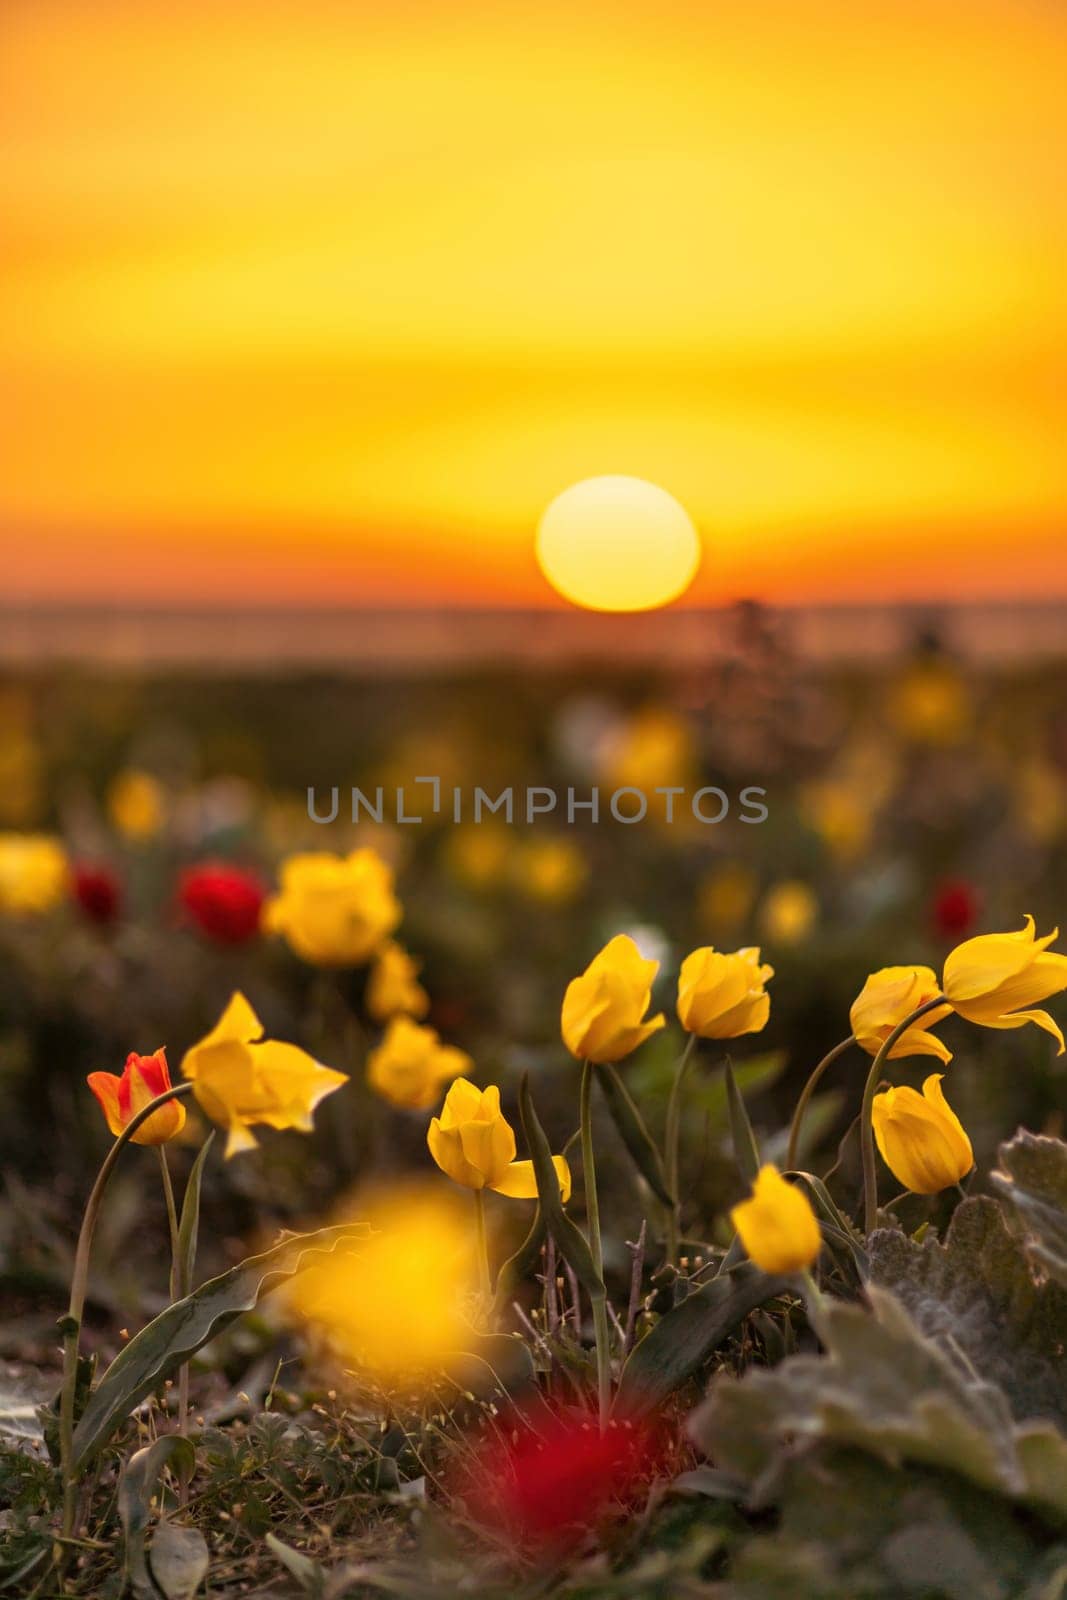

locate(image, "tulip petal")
(943, 917), (1055, 1002)
(493, 1156), (572, 1203)
(86, 1072), (125, 1138)
(956, 1006), (1064, 1053)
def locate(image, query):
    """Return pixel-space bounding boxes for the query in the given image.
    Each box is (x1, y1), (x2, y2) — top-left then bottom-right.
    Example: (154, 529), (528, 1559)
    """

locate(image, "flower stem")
(473, 1188), (492, 1306)
(859, 997), (947, 1235)
(665, 1035), (697, 1264)
(580, 1060), (611, 1430)
(156, 1146), (191, 1479)
(786, 1035), (855, 1172)
(58, 1083), (196, 1544)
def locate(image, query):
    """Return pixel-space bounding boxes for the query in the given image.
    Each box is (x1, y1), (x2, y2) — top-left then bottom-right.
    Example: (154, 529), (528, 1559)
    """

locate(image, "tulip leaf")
(118, 1435), (197, 1598)
(177, 1130), (215, 1293)
(615, 1260), (789, 1418)
(789, 1169), (868, 1279)
(72, 1222), (368, 1472)
(990, 1130), (1067, 1287)
(149, 1522), (210, 1600)
(493, 1205), (545, 1314)
(518, 1075), (604, 1303)
(593, 1062), (674, 1207)
(724, 1059), (760, 1183)
(869, 1196), (1067, 1428)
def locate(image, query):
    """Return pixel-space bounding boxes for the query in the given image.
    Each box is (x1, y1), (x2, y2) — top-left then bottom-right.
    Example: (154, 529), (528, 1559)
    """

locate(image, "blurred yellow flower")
(428, 1080), (571, 1200)
(600, 706), (694, 795)
(181, 991), (348, 1157)
(698, 862), (757, 934)
(850, 966), (952, 1062)
(759, 881), (818, 945)
(288, 1187), (475, 1384)
(367, 1016), (470, 1111)
(1014, 761), (1065, 845)
(0, 729), (42, 826)
(263, 848), (401, 966)
(0, 833), (69, 914)
(443, 823), (510, 890)
(730, 1164), (821, 1275)
(365, 941), (430, 1022)
(888, 658), (971, 745)
(107, 770), (167, 840)
(677, 946), (773, 1039)
(942, 916), (1067, 1053)
(801, 779), (871, 863)
(561, 933), (666, 1063)
(872, 1073), (973, 1194)
(513, 837), (587, 904)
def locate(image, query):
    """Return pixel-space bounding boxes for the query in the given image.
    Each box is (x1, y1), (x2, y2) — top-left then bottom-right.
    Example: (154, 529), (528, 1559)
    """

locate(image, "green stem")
(580, 1060), (611, 1430)
(786, 1035), (855, 1172)
(58, 1082), (196, 1544)
(859, 996), (947, 1235)
(156, 1146), (191, 1472)
(473, 1188), (492, 1306)
(665, 1035), (697, 1264)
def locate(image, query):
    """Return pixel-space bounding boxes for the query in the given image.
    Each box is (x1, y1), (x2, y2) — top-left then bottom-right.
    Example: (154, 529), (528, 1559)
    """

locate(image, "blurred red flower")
(178, 861), (265, 944)
(72, 862), (122, 926)
(457, 1406), (655, 1547)
(931, 879), (980, 940)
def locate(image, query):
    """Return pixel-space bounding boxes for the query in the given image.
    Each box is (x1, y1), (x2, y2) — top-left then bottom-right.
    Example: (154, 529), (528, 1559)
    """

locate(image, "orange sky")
(2, 0), (1066, 608)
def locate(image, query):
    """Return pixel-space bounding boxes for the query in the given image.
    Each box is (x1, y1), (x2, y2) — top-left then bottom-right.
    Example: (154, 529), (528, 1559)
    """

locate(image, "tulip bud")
(730, 1164), (821, 1275)
(677, 946), (773, 1038)
(871, 1073), (973, 1194)
(561, 934), (665, 1063)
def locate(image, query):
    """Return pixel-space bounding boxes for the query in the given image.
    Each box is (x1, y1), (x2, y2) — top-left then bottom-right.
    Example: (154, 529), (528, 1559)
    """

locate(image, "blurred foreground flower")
(107, 770), (167, 840)
(428, 1080), (570, 1198)
(562, 934), (665, 1063)
(87, 1048), (186, 1146)
(365, 941), (430, 1022)
(0, 833), (69, 914)
(367, 1016), (469, 1110)
(287, 1188), (475, 1385)
(71, 862), (122, 926)
(872, 1073), (973, 1194)
(759, 880), (817, 945)
(677, 945), (773, 1038)
(263, 848), (400, 965)
(730, 1164), (821, 1274)
(943, 916), (1067, 1052)
(457, 1406), (653, 1547)
(181, 992), (347, 1156)
(178, 861), (265, 944)
(851, 966), (952, 1062)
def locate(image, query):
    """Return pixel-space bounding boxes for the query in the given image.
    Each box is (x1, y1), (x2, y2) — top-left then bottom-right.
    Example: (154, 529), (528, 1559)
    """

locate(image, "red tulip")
(931, 879), (980, 940)
(178, 861), (265, 945)
(71, 862), (122, 926)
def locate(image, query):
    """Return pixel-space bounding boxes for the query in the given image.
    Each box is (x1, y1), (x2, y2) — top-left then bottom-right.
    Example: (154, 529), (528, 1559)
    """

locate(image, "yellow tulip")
(561, 934), (665, 1063)
(759, 880), (818, 945)
(0, 833), (69, 914)
(850, 966), (953, 1062)
(366, 1017), (471, 1111)
(365, 941), (430, 1023)
(942, 916), (1067, 1053)
(263, 848), (401, 966)
(107, 770), (166, 840)
(428, 1080), (571, 1200)
(513, 838), (587, 905)
(677, 945), (773, 1039)
(872, 1073), (973, 1194)
(730, 1164), (821, 1275)
(181, 991), (347, 1157)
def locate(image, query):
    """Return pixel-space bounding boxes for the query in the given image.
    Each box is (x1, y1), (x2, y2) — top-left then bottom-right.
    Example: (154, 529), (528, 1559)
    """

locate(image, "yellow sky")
(2, 0), (1065, 605)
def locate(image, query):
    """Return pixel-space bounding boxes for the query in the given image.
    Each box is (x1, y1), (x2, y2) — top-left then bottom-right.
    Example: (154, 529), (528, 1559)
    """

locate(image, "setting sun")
(536, 476), (701, 612)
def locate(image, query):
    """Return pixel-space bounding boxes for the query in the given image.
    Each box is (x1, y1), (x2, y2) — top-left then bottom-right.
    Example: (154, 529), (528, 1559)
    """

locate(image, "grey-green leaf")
(594, 1062), (673, 1207)
(615, 1260), (788, 1418)
(724, 1059), (760, 1183)
(177, 1132), (215, 1292)
(149, 1522), (209, 1600)
(990, 1130), (1067, 1287)
(518, 1075), (604, 1302)
(73, 1222), (367, 1471)
(119, 1435), (197, 1599)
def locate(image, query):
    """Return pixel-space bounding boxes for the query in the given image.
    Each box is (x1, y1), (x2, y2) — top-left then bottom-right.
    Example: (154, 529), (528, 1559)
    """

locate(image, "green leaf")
(789, 1170), (868, 1279)
(177, 1132), (215, 1292)
(149, 1522), (209, 1600)
(264, 1532), (325, 1597)
(442, 1333), (536, 1399)
(119, 1435), (197, 1599)
(492, 1205), (544, 1314)
(869, 1196), (1067, 1428)
(990, 1130), (1067, 1287)
(594, 1062), (674, 1206)
(518, 1075), (604, 1303)
(615, 1261), (788, 1418)
(724, 1059), (760, 1182)
(72, 1222), (368, 1472)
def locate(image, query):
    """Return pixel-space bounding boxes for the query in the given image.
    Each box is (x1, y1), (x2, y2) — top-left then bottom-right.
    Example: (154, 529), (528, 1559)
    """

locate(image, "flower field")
(1, 626), (1066, 1599)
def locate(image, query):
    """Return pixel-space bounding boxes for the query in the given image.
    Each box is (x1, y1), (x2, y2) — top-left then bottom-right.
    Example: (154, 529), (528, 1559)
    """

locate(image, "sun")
(535, 476), (702, 612)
